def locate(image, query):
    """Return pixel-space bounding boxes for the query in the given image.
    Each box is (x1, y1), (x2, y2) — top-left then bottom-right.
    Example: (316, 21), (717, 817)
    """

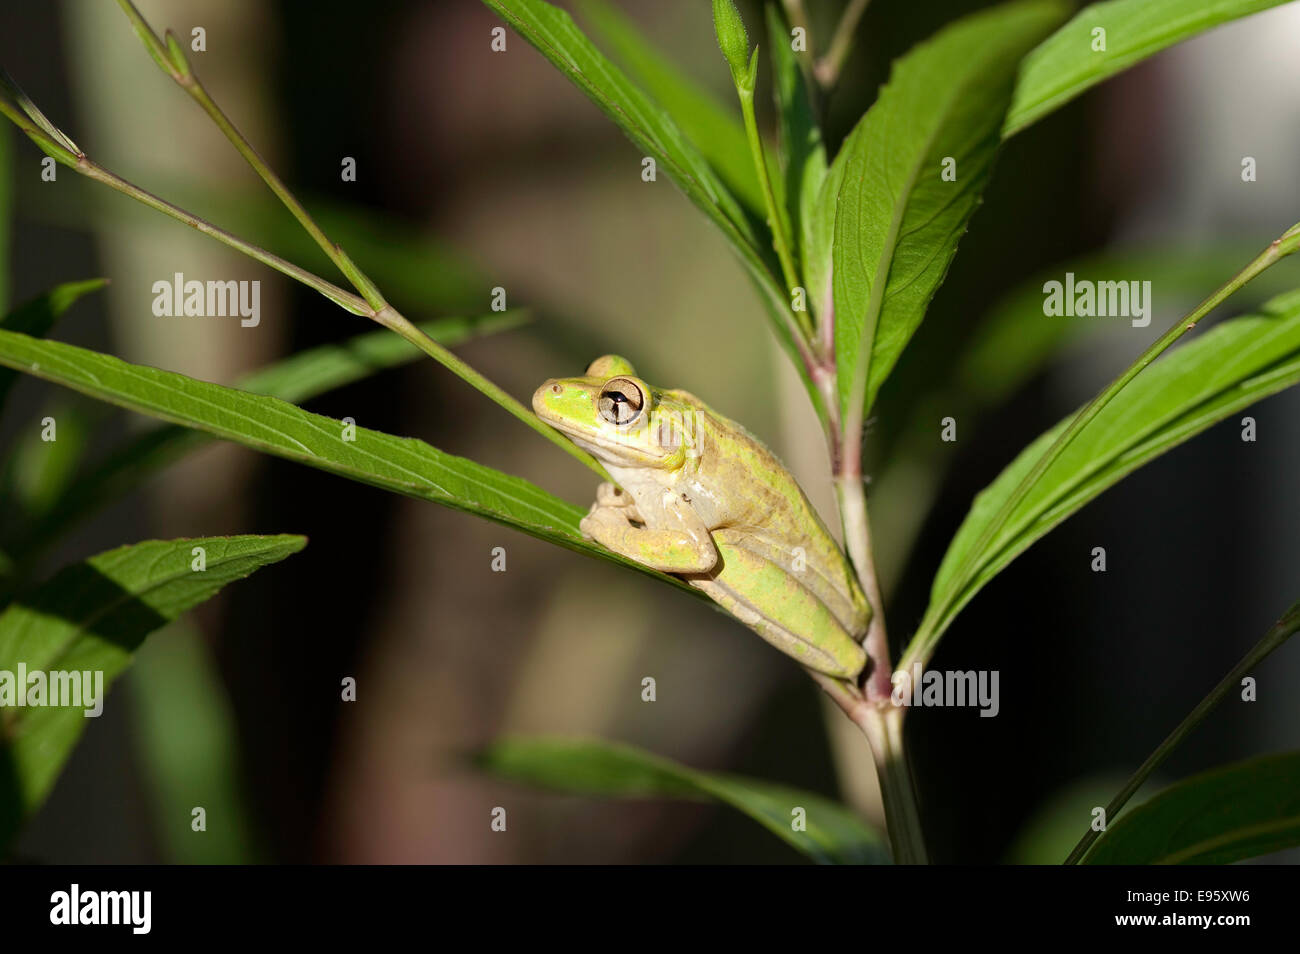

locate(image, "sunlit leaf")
(577, 0), (761, 212)
(831, 1), (1067, 420)
(0, 328), (696, 594)
(0, 534), (304, 848)
(917, 289), (1300, 649)
(1005, 0), (1293, 137)
(6, 312), (529, 559)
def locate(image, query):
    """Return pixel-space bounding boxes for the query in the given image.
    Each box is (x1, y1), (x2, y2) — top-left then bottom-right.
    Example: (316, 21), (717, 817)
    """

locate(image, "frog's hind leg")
(714, 528), (870, 637)
(685, 544), (867, 679)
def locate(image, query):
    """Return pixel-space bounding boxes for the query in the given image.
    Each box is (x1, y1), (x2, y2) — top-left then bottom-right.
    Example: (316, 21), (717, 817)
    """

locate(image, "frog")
(532, 355), (870, 679)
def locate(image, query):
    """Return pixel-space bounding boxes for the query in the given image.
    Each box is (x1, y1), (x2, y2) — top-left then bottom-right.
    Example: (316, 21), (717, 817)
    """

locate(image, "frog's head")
(533, 355), (692, 468)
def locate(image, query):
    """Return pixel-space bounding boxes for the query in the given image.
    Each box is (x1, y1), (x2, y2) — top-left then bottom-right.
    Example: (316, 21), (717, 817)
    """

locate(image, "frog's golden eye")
(598, 377), (645, 426)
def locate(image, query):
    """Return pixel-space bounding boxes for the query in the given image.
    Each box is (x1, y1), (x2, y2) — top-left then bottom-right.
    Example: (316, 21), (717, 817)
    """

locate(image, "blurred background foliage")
(1, 0), (1298, 862)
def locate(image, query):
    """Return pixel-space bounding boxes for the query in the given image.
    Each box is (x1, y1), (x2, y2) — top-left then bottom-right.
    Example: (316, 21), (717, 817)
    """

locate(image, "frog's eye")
(598, 377), (645, 426)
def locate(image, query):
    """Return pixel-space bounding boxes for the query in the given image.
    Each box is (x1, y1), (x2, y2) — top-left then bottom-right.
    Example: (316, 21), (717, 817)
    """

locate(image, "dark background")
(2, 0), (1298, 863)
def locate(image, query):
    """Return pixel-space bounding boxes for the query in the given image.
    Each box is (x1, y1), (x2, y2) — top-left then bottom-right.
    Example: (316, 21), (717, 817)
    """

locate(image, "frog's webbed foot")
(580, 490), (718, 574)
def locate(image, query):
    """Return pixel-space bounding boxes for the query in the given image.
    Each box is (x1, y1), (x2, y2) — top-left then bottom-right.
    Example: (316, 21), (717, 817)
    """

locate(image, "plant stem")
(77, 159), (372, 315)
(811, 668), (927, 864)
(3, 86), (608, 478)
(860, 704), (927, 864)
(835, 472), (891, 702)
(815, 0), (871, 90)
(118, 0), (388, 313)
(779, 0), (817, 77)
(736, 84), (807, 338)
(904, 220), (1300, 671)
(1064, 599), (1300, 864)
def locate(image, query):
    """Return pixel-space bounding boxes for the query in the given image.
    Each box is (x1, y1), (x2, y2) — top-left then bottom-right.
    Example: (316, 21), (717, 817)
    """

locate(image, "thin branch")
(835, 474), (891, 702)
(815, 0), (872, 91)
(780, 0), (817, 77)
(811, 668), (927, 864)
(7, 4), (613, 480)
(1064, 599), (1300, 864)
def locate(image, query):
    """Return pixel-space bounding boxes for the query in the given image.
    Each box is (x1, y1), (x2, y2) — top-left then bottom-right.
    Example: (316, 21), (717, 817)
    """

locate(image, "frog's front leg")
(595, 481), (636, 511)
(580, 489), (718, 573)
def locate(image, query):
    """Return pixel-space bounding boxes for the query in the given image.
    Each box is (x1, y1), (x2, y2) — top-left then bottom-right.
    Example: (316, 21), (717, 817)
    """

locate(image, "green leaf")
(478, 736), (888, 864)
(767, 2), (825, 276)
(0, 534), (304, 848)
(5, 313), (530, 559)
(1083, 751), (1300, 864)
(0, 328), (696, 594)
(865, 242), (1295, 582)
(831, 0), (1068, 422)
(237, 311), (530, 404)
(803, 141), (847, 326)
(576, 0), (761, 212)
(918, 289), (1300, 649)
(3, 399), (92, 519)
(0, 279), (107, 413)
(480, 0), (795, 356)
(1005, 775), (1135, 864)
(130, 622), (258, 863)
(1065, 599), (1300, 863)
(1005, 0), (1293, 137)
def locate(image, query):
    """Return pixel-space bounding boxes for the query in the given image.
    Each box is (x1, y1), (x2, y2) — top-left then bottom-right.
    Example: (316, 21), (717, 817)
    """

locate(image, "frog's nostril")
(551, 383), (563, 395)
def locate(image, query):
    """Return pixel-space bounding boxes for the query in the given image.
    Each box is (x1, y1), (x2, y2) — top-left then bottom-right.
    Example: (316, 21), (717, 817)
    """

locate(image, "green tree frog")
(533, 355), (870, 679)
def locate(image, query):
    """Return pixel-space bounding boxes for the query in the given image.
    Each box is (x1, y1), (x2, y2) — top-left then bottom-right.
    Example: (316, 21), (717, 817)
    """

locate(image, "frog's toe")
(595, 482), (631, 508)
(580, 505), (626, 539)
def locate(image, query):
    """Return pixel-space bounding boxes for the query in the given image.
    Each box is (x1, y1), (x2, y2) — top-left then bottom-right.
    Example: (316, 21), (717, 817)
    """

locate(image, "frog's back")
(683, 399), (870, 636)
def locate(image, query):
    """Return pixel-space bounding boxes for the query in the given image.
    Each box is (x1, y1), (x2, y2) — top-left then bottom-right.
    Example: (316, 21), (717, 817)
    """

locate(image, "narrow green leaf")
(919, 289), (1300, 648)
(1083, 751), (1300, 864)
(0, 68), (81, 161)
(0, 329), (697, 594)
(5, 312), (530, 560)
(3, 400), (92, 518)
(1005, 0), (1293, 137)
(832, 0), (1068, 422)
(1066, 599), (1300, 863)
(579, 0), (759, 213)
(479, 736), (888, 864)
(237, 311), (530, 404)
(130, 622), (257, 863)
(867, 243), (1295, 583)
(767, 2), (825, 277)
(0, 279), (107, 412)
(0, 534), (304, 848)
(480, 0), (796, 357)
(804, 142), (848, 326)
(577, 0), (761, 212)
